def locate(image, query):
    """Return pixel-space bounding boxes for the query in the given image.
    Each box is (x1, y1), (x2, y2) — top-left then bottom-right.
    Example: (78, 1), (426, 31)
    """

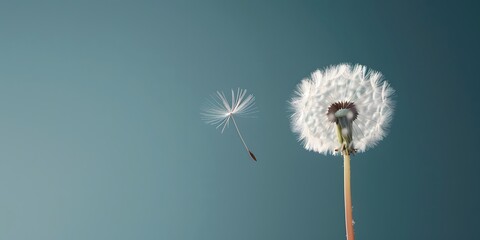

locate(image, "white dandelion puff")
(290, 63), (394, 155)
(289, 63), (395, 240)
(201, 88), (257, 161)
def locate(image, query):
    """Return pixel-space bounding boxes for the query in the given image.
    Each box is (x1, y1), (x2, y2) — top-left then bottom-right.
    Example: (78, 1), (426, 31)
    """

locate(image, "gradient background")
(0, 1), (479, 239)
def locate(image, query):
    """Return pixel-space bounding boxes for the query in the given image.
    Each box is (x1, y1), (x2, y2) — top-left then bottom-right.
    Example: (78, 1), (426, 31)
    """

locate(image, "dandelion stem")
(343, 151), (355, 240)
(336, 121), (355, 240)
(231, 115), (256, 161)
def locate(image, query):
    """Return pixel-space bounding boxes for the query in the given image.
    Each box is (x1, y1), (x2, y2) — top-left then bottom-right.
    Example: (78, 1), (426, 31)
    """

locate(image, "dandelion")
(290, 64), (394, 240)
(201, 88), (257, 161)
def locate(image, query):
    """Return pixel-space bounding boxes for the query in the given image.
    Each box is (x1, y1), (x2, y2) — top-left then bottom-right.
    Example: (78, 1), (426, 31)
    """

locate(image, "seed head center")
(327, 101), (359, 123)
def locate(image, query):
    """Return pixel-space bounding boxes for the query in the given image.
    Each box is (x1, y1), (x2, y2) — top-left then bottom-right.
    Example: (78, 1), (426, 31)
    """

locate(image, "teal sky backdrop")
(0, 0), (479, 239)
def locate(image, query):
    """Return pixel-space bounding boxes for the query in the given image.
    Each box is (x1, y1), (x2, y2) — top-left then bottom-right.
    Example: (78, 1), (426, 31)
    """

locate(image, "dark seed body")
(249, 151), (257, 161)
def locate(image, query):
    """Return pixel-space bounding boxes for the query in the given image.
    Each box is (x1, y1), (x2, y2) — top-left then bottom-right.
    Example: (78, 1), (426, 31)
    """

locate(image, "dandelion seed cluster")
(290, 64), (394, 155)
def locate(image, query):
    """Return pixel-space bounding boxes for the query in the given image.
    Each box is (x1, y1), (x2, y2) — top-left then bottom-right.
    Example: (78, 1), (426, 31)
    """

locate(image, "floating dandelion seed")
(201, 88), (257, 161)
(290, 64), (394, 240)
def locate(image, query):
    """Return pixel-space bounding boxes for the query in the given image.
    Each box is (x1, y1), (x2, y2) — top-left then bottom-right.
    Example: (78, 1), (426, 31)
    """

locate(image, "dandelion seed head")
(290, 64), (395, 155)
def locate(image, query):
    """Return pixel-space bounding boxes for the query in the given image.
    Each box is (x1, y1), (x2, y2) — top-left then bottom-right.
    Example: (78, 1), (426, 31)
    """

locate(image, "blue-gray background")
(0, 0), (479, 239)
